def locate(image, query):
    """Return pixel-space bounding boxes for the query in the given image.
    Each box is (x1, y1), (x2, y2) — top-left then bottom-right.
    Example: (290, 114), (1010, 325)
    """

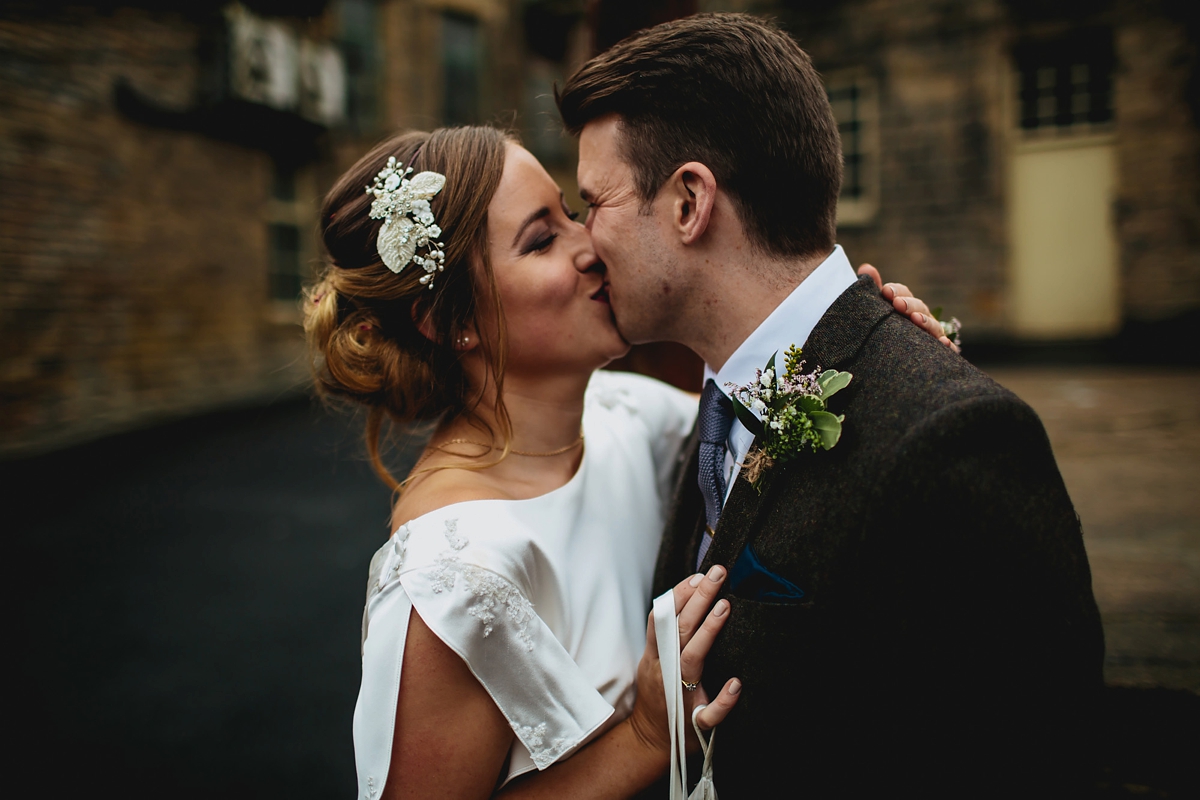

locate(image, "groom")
(558, 13), (1104, 796)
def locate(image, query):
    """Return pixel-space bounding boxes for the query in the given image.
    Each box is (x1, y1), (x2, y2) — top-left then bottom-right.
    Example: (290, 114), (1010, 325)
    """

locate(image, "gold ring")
(682, 679), (700, 691)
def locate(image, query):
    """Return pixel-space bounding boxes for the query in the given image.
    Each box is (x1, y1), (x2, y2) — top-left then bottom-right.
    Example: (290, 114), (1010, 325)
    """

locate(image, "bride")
(305, 126), (950, 798)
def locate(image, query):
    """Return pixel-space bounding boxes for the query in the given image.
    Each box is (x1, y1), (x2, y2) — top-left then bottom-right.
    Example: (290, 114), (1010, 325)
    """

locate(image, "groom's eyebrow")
(512, 207), (550, 247)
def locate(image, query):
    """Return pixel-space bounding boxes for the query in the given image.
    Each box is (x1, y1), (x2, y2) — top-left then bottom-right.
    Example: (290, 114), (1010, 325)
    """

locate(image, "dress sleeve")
(356, 516), (615, 790)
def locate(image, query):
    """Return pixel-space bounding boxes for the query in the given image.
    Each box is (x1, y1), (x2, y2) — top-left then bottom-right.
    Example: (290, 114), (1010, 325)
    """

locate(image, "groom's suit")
(653, 276), (1105, 796)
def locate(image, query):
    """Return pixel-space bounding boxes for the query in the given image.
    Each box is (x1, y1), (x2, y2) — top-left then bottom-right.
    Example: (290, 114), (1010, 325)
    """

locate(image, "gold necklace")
(409, 433), (585, 474)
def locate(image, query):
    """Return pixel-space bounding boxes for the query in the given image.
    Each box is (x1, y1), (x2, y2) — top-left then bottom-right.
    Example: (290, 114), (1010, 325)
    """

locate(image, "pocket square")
(728, 544), (805, 602)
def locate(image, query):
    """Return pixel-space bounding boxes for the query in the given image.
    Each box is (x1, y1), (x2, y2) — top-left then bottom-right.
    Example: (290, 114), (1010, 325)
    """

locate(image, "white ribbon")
(652, 590), (718, 800)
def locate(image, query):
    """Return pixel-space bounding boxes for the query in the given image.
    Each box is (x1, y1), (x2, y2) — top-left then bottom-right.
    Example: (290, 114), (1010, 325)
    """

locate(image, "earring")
(457, 335), (470, 346)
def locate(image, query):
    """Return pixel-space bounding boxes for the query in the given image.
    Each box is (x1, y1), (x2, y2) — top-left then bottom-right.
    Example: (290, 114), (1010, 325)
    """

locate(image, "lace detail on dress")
(443, 518), (468, 550)
(427, 555), (536, 650)
(511, 721), (572, 770)
(363, 776), (379, 800)
(586, 377), (638, 415)
(391, 524), (411, 572)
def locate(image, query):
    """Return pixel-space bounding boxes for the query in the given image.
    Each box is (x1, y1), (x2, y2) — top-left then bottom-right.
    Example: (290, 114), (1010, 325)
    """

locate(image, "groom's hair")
(557, 13), (842, 260)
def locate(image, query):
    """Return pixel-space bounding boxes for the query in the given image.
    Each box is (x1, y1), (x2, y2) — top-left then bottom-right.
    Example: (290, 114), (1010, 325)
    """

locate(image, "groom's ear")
(667, 161), (717, 246)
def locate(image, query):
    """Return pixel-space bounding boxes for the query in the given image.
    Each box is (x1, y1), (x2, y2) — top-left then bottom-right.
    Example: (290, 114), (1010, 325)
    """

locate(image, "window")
(826, 71), (880, 226)
(338, 0), (380, 133)
(442, 13), (481, 125)
(266, 161), (315, 311)
(1014, 29), (1114, 135)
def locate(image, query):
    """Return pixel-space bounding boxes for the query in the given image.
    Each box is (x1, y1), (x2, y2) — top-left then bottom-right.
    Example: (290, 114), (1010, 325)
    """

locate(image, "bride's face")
(478, 143), (629, 376)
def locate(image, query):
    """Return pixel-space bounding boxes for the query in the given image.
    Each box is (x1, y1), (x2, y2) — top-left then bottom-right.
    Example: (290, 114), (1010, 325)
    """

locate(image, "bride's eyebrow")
(511, 206), (550, 247)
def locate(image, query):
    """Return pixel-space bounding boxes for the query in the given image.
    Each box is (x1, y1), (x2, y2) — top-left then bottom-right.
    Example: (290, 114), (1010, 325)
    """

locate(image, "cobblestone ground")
(985, 367), (1200, 694)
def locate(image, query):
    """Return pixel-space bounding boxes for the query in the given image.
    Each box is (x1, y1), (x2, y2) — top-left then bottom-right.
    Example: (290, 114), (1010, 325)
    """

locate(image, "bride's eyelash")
(528, 233), (559, 253)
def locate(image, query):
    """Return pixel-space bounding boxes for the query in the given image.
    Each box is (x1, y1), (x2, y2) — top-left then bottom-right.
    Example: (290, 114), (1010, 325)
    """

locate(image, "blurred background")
(2, 0), (1197, 796)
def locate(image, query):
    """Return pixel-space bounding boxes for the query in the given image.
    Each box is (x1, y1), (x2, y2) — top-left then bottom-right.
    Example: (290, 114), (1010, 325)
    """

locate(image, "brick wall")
(1, 7), (307, 458)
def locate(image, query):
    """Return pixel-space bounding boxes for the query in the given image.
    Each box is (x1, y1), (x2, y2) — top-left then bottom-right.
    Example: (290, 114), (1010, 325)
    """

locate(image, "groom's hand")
(857, 264), (961, 353)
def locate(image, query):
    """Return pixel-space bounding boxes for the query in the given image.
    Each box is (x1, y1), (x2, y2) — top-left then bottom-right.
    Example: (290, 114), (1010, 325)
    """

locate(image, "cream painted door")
(1008, 137), (1120, 338)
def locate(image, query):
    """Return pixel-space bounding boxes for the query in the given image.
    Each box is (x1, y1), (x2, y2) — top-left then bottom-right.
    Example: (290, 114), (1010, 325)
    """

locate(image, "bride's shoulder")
(389, 469), (512, 534)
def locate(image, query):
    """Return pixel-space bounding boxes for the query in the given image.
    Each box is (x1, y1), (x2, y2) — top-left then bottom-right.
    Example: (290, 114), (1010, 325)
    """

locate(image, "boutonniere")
(726, 345), (853, 490)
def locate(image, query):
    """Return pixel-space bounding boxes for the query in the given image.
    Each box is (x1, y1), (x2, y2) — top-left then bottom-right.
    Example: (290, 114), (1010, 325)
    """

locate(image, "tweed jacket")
(652, 276), (1105, 796)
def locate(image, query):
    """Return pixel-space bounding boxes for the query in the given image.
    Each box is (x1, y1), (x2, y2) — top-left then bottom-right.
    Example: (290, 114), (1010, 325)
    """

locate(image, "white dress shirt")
(702, 245), (858, 500)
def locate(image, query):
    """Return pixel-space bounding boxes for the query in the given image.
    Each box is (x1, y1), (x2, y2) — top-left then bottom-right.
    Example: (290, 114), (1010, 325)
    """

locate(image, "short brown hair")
(557, 13), (842, 259)
(305, 126), (511, 489)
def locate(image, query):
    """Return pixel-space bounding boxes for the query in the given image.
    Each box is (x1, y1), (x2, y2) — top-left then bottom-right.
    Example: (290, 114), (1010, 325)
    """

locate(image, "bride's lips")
(591, 282), (610, 304)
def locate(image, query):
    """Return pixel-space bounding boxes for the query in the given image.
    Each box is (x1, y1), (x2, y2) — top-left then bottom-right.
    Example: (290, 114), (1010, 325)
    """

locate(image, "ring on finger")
(682, 678), (701, 691)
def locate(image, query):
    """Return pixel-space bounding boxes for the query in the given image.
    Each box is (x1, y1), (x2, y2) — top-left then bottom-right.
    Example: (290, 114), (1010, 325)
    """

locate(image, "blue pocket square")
(728, 544), (806, 602)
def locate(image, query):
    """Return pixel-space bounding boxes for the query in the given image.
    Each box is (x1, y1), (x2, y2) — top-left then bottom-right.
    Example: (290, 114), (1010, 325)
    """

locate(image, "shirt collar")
(703, 245), (857, 406)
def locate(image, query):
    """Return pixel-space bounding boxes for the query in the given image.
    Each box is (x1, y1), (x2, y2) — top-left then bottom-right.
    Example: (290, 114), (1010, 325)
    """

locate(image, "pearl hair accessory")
(366, 156), (447, 288)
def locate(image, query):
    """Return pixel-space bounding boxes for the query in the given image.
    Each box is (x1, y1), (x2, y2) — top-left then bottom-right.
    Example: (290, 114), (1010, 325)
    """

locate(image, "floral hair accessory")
(726, 344), (853, 490)
(366, 156), (447, 288)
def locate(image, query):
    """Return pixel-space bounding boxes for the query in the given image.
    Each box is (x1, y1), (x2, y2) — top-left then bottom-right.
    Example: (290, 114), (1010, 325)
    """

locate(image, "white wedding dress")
(353, 371), (698, 796)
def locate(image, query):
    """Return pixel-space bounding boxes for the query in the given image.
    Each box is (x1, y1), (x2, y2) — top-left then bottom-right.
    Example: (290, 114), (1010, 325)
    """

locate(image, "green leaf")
(798, 395), (824, 414)
(764, 351), (778, 377)
(931, 306), (943, 321)
(730, 395), (765, 438)
(818, 370), (853, 400)
(809, 410), (843, 450)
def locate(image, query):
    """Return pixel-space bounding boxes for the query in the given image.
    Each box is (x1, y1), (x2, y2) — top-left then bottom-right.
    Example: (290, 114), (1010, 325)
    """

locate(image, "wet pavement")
(8, 366), (1198, 797)
(986, 367), (1200, 693)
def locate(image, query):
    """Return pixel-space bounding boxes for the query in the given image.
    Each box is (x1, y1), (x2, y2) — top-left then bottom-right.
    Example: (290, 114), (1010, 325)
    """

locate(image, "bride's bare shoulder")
(389, 467), (514, 532)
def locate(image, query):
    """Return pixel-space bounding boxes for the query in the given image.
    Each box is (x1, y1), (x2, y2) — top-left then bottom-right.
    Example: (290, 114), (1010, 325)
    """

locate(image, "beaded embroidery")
(512, 721), (572, 770)
(427, 555), (536, 650)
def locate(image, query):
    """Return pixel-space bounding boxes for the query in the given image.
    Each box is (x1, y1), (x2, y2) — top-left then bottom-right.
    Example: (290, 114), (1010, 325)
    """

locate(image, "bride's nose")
(572, 227), (602, 274)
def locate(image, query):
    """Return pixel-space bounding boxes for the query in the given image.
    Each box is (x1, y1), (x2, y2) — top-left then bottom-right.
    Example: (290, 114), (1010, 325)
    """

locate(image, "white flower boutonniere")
(726, 344), (853, 490)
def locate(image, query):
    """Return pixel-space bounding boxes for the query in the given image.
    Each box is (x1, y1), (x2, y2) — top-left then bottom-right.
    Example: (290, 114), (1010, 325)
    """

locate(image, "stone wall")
(0, 0), (528, 458)
(770, 0), (1199, 335)
(1114, 3), (1200, 321)
(0, 7), (309, 458)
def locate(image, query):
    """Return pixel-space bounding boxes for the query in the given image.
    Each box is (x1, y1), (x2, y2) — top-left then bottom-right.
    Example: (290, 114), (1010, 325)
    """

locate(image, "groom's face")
(577, 116), (677, 345)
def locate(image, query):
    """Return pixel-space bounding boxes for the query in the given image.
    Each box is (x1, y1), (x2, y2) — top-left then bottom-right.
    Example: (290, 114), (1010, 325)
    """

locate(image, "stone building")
(755, 0), (1199, 347)
(3, 0), (1197, 456)
(0, 0), (556, 457)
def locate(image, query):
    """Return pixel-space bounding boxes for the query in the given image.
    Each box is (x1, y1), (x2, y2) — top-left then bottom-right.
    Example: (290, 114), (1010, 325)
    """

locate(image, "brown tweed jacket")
(652, 276), (1105, 797)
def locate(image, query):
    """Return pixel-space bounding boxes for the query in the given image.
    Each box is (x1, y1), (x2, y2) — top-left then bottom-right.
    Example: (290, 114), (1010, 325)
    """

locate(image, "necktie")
(696, 379), (734, 569)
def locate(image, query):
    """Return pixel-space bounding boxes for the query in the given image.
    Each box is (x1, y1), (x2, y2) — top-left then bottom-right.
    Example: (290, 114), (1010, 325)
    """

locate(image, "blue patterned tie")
(696, 379), (735, 568)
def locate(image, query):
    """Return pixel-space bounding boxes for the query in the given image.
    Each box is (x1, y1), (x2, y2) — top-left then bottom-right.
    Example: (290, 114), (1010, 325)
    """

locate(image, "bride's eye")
(527, 233), (559, 253)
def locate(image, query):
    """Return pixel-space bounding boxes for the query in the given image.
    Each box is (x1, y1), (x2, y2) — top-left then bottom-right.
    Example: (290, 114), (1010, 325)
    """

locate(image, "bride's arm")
(382, 573), (738, 800)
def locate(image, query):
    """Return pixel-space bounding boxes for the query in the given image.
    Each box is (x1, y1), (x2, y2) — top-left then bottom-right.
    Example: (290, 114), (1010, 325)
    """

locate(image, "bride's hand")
(627, 567), (742, 759)
(856, 264), (961, 353)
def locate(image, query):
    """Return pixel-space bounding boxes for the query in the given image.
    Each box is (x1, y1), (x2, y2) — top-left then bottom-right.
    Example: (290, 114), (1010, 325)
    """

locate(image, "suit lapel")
(699, 443), (782, 574)
(697, 275), (894, 573)
(653, 422), (706, 595)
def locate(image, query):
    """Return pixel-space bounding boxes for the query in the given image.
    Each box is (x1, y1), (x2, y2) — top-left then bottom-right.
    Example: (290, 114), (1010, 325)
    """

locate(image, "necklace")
(408, 432), (585, 474)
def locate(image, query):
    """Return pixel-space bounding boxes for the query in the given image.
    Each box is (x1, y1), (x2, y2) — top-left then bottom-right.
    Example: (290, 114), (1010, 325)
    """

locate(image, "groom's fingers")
(680, 598), (730, 682)
(676, 565), (726, 644)
(693, 678), (742, 731)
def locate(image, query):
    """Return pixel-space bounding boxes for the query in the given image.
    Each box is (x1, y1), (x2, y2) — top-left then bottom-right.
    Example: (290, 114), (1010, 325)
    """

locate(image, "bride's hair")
(304, 126), (512, 490)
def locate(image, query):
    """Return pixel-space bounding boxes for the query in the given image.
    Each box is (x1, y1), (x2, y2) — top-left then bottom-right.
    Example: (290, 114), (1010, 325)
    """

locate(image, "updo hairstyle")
(304, 126), (512, 490)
